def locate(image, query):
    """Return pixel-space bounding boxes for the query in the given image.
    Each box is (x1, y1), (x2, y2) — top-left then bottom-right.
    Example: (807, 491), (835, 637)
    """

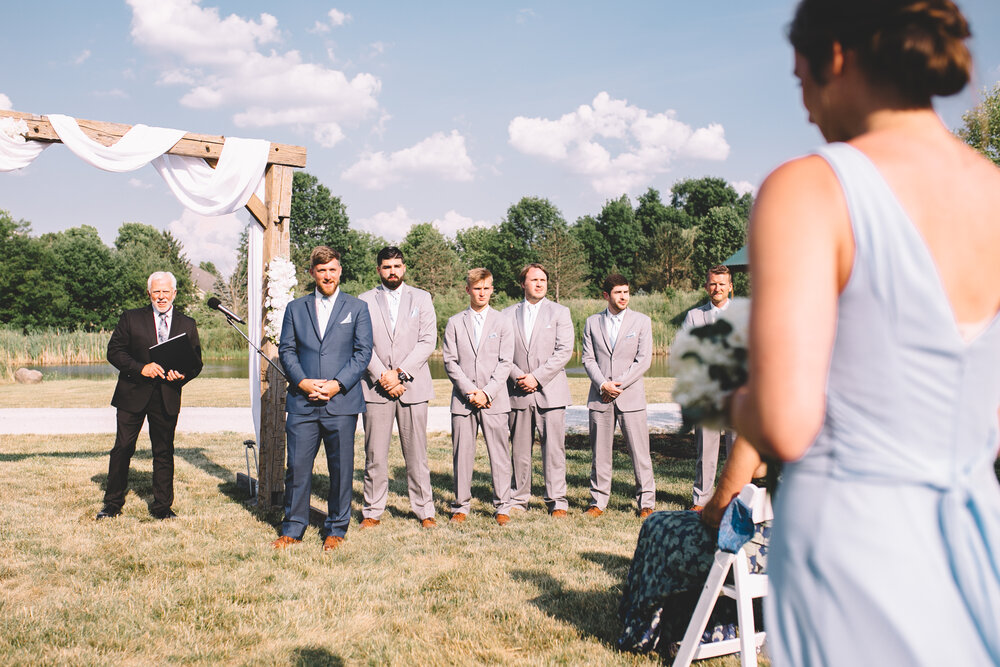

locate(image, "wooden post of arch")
(1, 110), (306, 510)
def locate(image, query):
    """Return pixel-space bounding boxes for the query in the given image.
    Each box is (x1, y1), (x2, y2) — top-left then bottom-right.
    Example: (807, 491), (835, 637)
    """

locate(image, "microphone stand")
(222, 313), (285, 506)
(221, 315), (287, 381)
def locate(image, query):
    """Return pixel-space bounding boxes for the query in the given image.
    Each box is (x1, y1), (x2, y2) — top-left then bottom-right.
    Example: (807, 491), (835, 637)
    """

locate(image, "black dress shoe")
(151, 508), (177, 520)
(96, 506), (121, 520)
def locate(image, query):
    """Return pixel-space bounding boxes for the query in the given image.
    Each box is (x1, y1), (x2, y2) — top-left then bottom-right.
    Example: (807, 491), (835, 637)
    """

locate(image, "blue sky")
(3, 0), (999, 276)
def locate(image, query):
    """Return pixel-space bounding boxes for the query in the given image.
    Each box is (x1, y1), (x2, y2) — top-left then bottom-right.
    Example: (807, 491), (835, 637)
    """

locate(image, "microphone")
(207, 297), (246, 324)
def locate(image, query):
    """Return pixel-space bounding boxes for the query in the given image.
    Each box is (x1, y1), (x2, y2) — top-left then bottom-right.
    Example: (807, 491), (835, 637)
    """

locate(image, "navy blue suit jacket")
(279, 291), (374, 416)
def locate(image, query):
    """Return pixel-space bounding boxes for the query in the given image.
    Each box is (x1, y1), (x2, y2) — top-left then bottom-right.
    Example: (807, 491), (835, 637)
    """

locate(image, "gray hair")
(147, 271), (177, 291)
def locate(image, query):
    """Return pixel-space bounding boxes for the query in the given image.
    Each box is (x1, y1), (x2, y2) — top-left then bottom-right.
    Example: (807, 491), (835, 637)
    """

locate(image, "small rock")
(14, 368), (43, 384)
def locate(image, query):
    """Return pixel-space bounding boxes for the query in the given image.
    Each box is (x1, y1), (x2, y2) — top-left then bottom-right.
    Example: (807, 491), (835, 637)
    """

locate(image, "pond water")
(34, 354), (674, 381)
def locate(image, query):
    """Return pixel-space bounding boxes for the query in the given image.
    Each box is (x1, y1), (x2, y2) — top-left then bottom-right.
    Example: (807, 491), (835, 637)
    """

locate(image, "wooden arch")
(0, 109), (302, 509)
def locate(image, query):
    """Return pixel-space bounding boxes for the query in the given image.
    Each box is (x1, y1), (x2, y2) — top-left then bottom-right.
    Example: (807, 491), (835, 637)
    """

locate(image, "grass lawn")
(0, 427), (758, 666)
(0, 377), (678, 409)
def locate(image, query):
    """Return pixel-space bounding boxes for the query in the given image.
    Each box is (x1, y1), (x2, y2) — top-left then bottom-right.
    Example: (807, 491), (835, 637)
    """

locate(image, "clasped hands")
(298, 378), (341, 402)
(141, 362), (185, 382)
(378, 369), (407, 399)
(514, 373), (539, 393)
(466, 389), (491, 409)
(600, 380), (623, 403)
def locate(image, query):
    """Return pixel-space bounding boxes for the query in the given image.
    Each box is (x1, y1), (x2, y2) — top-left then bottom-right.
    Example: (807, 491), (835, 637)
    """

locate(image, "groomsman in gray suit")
(581, 273), (656, 518)
(442, 268), (515, 525)
(359, 247), (438, 529)
(683, 265), (737, 510)
(502, 263), (574, 516)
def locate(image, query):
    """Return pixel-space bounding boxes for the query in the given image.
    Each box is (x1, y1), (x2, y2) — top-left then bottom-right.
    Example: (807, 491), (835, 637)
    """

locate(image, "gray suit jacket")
(682, 301), (723, 330)
(359, 283), (436, 405)
(502, 298), (573, 409)
(581, 308), (652, 412)
(442, 307), (514, 416)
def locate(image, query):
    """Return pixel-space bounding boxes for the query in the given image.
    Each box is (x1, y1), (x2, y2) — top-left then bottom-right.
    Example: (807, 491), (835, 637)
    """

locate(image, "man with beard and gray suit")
(581, 273), (655, 518)
(683, 265), (738, 511)
(442, 268), (515, 525)
(358, 247), (438, 529)
(502, 263), (574, 516)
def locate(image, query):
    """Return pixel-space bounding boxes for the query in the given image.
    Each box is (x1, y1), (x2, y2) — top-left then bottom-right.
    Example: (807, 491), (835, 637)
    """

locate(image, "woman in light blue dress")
(730, 0), (1000, 664)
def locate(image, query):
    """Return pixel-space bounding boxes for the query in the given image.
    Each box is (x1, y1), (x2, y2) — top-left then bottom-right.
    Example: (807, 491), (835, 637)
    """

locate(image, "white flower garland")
(670, 296), (750, 429)
(0, 117), (29, 143)
(263, 256), (297, 344)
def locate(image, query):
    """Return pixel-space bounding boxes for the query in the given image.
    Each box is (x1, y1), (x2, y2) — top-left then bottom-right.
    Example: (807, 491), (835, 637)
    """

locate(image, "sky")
(3, 0), (999, 277)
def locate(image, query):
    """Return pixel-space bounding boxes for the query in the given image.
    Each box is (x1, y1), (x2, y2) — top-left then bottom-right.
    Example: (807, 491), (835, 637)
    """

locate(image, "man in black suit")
(97, 271), (202, 520)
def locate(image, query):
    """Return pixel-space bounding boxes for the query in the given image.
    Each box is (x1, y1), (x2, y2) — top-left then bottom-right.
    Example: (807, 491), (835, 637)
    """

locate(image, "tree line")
(7, 81), (996, 335)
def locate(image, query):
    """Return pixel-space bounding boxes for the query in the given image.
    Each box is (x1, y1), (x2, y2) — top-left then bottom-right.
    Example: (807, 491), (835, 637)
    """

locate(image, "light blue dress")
(766, 143), (1000, 666)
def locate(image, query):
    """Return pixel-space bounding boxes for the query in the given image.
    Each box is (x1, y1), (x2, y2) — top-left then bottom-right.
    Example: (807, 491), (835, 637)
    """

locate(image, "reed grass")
(0, 430), (755, 666)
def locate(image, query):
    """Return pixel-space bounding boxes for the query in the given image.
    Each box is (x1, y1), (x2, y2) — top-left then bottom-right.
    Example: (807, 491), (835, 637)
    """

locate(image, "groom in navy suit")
(274, 246), (373, 551)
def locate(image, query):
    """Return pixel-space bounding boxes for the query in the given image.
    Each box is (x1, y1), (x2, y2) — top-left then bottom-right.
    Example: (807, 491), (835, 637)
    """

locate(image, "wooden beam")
(0, 110), (307, 168)
(245, 194), (268, 229)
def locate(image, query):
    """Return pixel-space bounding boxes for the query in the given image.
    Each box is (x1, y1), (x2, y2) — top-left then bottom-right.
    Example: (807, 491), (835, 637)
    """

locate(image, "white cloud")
(516, 9), (536, 24)
(328, 9), (350, 27)
(128, 0), (380, 147)
(167, 209), (243, 276)
(342, 130), (475, 189)
(0, 93), (12, 110)
(357, 206), (488, 241)
(128, 177), (153, 189)
(509, 92), (730, 195)
(731, 180), (757, 197)
(74, 49), (92, 65)
(357, 205), (419, 241)
(309, 20), (330, 34)
(434, 210), (489, 237)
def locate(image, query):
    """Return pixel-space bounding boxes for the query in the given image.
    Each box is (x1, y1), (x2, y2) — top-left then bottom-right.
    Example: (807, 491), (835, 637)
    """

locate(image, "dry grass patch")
(0, 430), (753, 665)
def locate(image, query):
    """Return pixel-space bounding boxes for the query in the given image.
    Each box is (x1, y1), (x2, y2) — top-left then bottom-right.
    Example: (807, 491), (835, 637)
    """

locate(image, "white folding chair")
(672, 483), (772, 667)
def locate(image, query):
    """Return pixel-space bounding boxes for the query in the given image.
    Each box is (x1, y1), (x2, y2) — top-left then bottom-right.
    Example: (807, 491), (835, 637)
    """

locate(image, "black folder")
(149, 332), (199, 375)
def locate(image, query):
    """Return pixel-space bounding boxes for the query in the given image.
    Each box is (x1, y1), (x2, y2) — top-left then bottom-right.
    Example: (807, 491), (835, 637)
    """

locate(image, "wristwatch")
(396, 368), (412, 383)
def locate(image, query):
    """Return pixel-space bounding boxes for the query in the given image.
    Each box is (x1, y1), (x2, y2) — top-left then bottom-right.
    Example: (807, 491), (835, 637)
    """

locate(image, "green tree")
(290, 170), (385, 290)
(113, 222), (195, 310)
(43, 226), (125, 330)
(690, 205), (748, 293)
(571, 194), (643, 293)
(670, 177), (738, 221)
(400, 223), (463, 295)
(454, 224), (523, 296)
(957, 83), (1000, 166)
(534, 222), (588, 301)
(0, 211), (66, 330)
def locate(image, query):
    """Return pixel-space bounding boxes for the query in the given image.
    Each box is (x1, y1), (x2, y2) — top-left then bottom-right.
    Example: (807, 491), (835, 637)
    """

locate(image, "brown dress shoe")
(272, 535), (302, 550)
(583, 506), (604, 518)
(639, 507), (654, 519)
(323, 535), (345, 551)
(359, 517), (381, 529)
(495, 514), (510, 526)
(450, 512), (467, 523)
(550, 509), (568, 518)
(421, 518), (437, 529)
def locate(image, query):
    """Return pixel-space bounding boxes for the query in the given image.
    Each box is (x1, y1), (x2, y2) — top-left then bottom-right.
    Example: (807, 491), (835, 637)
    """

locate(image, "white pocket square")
(410, 307), (419, 317)
(626, 331), (636, 338)
(340, 312), (352, 324)
(488, 332), (498, 339)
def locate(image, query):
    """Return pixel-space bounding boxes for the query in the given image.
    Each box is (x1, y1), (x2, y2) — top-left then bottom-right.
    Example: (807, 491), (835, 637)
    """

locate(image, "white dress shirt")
(523, 299), (542, 345)
(605, 308), (624, 349)
(315, 287), (340, 339)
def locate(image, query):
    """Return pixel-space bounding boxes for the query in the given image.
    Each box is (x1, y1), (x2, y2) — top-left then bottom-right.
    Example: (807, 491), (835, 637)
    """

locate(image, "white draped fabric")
(248, 224), (264, 444)
(0, 118), (49, 171)
(46, 114), (186, 172)
(1, 113), (276, 440)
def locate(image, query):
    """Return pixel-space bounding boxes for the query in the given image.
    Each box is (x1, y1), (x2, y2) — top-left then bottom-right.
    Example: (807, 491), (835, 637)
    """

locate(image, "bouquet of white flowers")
(669, 297), (750, 429)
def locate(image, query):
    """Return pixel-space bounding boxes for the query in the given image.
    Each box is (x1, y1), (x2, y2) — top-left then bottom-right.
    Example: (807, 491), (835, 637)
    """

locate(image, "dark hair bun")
(869, 1), (972, 99)
(790, 0), (973, 104)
